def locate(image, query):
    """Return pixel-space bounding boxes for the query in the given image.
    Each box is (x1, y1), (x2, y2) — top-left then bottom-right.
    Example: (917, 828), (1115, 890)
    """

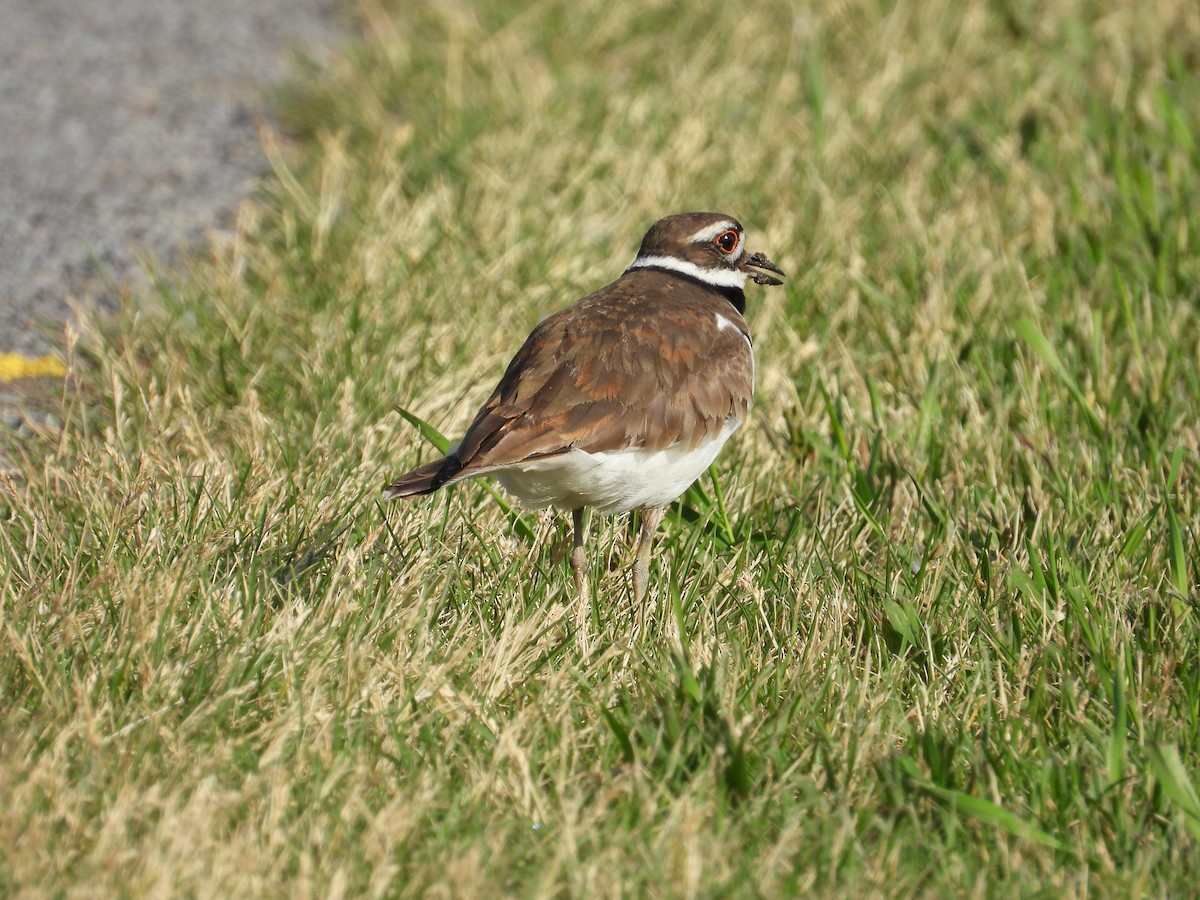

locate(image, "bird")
(384, 211), (784, 602)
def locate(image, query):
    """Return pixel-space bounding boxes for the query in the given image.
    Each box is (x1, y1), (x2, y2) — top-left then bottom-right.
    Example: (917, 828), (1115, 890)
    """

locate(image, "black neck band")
(635, 266), (747, 314)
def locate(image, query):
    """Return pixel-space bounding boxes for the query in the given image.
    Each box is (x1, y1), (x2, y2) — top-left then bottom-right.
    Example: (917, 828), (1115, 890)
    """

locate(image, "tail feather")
(383, 456), (463, 500)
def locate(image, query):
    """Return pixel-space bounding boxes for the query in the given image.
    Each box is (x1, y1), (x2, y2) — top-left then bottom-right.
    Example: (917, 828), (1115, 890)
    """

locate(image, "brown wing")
(450, 269), (754, 477)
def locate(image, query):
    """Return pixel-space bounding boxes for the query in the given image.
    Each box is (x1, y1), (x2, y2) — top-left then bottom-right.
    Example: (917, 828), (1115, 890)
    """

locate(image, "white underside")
(490, 418), (742, 514)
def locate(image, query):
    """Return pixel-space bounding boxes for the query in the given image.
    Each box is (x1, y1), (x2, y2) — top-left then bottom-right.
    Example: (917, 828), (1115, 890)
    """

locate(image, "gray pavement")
(0, 0), (345, 358)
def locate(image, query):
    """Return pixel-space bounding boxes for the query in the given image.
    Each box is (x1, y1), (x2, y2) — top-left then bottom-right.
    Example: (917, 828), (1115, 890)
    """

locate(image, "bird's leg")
(632, 506), (665, 602)
(570, 507), (589, 603)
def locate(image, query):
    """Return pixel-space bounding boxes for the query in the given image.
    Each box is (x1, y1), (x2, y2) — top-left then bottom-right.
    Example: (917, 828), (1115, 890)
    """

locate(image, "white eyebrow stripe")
(625, 254), (747, 288)
(686, 221), (739, 244)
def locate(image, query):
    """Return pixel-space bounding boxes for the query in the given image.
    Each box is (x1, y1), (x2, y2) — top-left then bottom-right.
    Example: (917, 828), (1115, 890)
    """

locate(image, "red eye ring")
(714, 229), (739, 254)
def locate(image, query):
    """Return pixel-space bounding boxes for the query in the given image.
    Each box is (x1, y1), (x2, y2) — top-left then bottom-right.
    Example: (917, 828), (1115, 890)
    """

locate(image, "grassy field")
(3, 0), (1199, 894)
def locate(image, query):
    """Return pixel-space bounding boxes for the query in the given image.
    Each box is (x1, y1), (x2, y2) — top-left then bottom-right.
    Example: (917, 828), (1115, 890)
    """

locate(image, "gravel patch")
(0, 0), (345, 357)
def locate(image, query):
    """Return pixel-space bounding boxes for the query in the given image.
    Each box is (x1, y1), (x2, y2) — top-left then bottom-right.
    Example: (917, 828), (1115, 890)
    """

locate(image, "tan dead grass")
(2, 0), (1199, 894)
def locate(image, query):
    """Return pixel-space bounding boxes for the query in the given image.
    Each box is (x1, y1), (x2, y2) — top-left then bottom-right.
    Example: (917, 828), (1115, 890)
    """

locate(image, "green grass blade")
(1165, 445), (1188, 597)
(395, 405), (453, 454)
(1107, 656), (1127, 789)
(1147, 743), (1200, 841)
(919, 782), (1067, 852)
(1013, 317), (1105, 437)
(707, 466), (736, 546)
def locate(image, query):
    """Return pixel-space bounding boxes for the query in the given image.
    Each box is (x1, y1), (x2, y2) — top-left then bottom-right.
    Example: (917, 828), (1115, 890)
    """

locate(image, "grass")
(2, 0), (1199, 894)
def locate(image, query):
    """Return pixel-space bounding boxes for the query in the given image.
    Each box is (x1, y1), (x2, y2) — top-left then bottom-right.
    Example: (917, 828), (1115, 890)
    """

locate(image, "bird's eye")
(714, 229), (739, 254)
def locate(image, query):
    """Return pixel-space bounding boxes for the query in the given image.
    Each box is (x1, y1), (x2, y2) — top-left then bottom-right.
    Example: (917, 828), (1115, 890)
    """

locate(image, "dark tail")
(382, 456), (464, 500)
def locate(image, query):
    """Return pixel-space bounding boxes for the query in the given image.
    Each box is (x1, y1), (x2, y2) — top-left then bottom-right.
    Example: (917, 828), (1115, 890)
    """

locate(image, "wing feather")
(437, 270), (753, 482)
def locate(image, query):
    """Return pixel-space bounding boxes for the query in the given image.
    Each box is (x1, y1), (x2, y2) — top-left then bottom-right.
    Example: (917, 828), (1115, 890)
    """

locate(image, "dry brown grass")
(2, 0), (1199, 894)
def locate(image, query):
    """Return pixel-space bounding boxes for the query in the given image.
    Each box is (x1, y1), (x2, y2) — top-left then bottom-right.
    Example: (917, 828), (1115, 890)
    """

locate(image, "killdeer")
(385, 212), (784, 601)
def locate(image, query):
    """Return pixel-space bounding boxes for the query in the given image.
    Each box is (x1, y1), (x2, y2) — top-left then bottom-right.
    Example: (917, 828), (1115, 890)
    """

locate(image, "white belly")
(493, 418), (741, 514)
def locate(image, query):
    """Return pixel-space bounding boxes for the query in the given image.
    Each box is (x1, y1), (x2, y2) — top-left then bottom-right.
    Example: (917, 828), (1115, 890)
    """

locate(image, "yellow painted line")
(0, 352), (67, 382)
